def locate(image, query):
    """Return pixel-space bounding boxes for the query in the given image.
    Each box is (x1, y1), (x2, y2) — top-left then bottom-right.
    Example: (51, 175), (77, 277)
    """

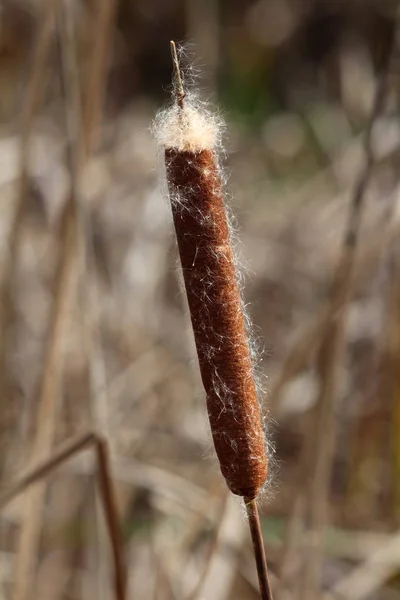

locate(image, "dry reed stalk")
(48, 2), (116, 598)
(56, 0), (115, 443)
(82, 0), (116, 155)
(57, 1), (117, 596)
(0, 431), (126, 600)
(0, 6), (54, 481)
(274, 200), (400, 595)
(12, 4), (81, 598)
(269, 202), (400, 417)
(298, 14), (399, 599)
(156, 41), (273, 599)
(344, 240), (398, 522)
(277, 16), (400, 598)
(11, 201), (77, 600)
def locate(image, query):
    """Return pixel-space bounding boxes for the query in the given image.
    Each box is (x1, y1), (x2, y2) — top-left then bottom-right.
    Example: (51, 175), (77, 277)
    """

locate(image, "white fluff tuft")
(153, 93), (221, 152)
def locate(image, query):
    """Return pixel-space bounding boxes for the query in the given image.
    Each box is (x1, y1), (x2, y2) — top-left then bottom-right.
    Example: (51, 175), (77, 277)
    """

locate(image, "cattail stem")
(158, 41), (273, 599)
(245, 498), (274, 600)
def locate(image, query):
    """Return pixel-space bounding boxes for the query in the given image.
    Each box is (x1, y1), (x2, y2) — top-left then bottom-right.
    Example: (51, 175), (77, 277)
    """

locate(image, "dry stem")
(57, 2), (117, 596)
(82, 0), (116, 154)
(277, 12), (400, 598)
(269, 202), (400, 417)
(245, 499), (274, 600)
(55, 2), (116, 597)
(298, 11), (399, 599)
(170, 41), (185, 109)
(12, 2), (83, 596)
(0, 5), (54, 481)
(12, 198), (77, 600)
(0, 432), (126, 600)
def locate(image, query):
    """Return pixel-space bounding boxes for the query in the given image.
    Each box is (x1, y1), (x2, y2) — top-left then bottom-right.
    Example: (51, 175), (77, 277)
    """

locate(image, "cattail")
(155, 42), (273, 600)
(154, 43), (268, 501)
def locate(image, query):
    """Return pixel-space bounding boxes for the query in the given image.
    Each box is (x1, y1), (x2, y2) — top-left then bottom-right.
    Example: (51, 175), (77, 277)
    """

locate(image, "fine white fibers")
(153, 96), (221, 151)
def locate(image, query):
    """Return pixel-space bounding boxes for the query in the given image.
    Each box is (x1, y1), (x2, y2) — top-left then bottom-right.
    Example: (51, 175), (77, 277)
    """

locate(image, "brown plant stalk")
(12, 202), (77, 600)
(56, 2), (118, 595)
(277, 14), (400, 598)
(0, 5), (54, 482)
(11, 5), (78, 597)
(298, 9), (400, 599)
(0, 432), (126, 600)
(12, 0), (116, 597)
(158, 41), (273, 599)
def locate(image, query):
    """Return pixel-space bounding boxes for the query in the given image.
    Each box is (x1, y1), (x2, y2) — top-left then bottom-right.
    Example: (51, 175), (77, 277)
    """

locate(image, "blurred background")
(0, 0), (400, 598)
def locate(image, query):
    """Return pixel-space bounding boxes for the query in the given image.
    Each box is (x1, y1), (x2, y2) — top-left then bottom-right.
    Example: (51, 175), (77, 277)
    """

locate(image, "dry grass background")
(0, 0), (400, 598)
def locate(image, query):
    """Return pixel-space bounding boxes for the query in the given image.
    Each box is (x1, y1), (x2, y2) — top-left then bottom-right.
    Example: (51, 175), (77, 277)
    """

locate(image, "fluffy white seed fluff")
(153, 94), (221, 152)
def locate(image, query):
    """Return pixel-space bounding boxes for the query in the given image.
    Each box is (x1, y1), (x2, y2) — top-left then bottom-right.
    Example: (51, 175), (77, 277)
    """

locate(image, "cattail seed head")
(155, 46), (268, 500)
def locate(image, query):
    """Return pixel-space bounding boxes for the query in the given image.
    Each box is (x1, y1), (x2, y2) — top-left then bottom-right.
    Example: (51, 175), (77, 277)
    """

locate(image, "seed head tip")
(170, 40), (185, 109)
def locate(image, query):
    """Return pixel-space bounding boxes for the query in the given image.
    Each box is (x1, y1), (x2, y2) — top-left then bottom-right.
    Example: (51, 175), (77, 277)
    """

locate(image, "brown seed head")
(165, 147), (268, 498)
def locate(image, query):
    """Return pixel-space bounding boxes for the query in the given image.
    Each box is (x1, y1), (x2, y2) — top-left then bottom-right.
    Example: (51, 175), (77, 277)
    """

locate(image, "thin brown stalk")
(277, 18), (400, 598)
(0, 432), (93, 509)
(0, 431), (126, 600)
(56, 3), (116, 597)
(82, 0), (116, 155)
(245, 499), (274, 600)
(344, 229), (399, 522)
(298, 11), (399, 599)
(12, 201), (77, 600)
(57, 0), (114, 439)
(269, 200), (400, 417)
(96, 437), (126, 600)
(277, 195), (400, 596)
(11, 5), (80, 598)
(0, 5), (54, 481)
